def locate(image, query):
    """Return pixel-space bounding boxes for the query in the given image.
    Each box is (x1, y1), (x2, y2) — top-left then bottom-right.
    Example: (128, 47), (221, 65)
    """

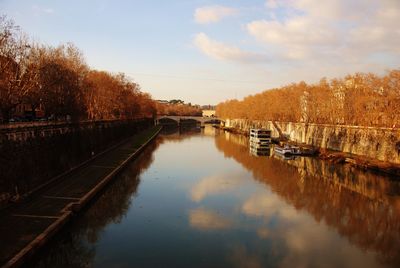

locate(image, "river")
(31, 126), (400, 268)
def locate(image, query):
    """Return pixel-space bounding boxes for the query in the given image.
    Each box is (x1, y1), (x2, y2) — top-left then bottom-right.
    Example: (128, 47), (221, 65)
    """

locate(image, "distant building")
(202, 110), (216, 117)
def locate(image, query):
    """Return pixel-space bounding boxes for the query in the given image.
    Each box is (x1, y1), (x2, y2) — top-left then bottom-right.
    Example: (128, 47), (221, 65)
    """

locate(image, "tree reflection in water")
(30, 128), (400, 267)
(214, 131), (400, 266)
(32, 140), (160, 268)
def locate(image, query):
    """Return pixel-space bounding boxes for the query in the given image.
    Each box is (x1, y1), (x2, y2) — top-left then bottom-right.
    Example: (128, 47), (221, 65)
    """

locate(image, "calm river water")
(32, 126), (400, 268)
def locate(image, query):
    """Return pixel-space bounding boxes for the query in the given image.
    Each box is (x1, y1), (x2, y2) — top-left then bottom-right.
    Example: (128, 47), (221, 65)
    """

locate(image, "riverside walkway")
(0, 126), (161, 268)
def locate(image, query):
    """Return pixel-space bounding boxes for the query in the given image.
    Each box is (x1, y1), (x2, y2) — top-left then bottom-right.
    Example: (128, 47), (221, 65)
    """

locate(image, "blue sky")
(1, 0), (399, 105)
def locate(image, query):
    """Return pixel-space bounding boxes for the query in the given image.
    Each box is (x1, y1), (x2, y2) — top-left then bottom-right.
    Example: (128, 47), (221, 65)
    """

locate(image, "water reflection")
(191, 173), (244, 202)
(215, 131), (400, 266)
(160, 125), (202, 138)
(31, 140), (160, 268)
(30, 127), (400, 268)
(189, 208), (233, 230)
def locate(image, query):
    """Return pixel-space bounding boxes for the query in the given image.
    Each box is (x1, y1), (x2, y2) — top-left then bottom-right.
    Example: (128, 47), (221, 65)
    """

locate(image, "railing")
(0, 118), (151, 130)
(0, 118), (153, 142)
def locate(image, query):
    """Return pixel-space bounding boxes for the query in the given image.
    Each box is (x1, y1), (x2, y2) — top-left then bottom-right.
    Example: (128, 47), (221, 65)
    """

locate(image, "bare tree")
(0, 16), (37, 121)
(216, 70), (400, 128)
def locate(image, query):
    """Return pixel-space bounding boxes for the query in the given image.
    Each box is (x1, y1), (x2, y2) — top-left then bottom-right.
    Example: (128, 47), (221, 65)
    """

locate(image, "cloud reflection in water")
(189, 208), (232, 230)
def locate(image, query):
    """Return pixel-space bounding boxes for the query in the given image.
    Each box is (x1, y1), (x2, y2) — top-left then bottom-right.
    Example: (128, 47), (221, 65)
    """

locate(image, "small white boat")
(274, 144), (301, 156)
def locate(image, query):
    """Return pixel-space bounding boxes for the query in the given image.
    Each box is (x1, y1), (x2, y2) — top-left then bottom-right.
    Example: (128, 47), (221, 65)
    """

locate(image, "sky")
(1, 0), (399, 105)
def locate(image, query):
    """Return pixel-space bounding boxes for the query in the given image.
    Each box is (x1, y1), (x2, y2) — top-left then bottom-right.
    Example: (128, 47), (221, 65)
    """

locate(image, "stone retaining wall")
(0, 119), (154, 205)
(223, 119), (400, 164)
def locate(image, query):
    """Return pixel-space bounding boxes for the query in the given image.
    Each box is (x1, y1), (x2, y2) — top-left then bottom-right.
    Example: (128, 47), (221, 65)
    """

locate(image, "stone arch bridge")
(156, 116), (223, 126)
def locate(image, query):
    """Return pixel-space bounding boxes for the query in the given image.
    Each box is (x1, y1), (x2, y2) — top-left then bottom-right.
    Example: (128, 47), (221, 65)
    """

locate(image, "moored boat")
(249, 129), (272, 156)
(274, 144), (301, 156)
(249, 129), (271, 144)
(249, 128), (271, 139)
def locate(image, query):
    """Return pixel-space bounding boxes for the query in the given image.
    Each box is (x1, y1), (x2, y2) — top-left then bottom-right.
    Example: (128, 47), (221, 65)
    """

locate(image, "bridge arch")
(157, 117), (179, 126)
(156, 116), (223, 126)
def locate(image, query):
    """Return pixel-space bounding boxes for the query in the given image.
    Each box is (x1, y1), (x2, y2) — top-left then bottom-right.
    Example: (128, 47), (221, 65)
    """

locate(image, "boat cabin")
(249, 128), (271, 138)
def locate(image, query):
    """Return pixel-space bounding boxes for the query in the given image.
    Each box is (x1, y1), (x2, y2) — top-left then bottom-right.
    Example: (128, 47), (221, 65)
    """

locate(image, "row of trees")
(0, 16), (156, 122)
(156, 101), (202, 116)
(216, 70), (400, 127)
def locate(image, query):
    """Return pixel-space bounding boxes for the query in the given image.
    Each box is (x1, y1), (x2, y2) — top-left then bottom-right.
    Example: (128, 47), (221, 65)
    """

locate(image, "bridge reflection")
(214, 131), (400, 266)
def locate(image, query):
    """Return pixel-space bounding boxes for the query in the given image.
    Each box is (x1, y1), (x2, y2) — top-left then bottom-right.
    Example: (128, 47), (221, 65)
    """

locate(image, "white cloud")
(192, 0), (399, 78)
(247, 17), (338, 60)
(265, 0), (374, 19)
(194, 5), (238, 24)
(194, 32), (268, 63)
(247, 0), (400, 62)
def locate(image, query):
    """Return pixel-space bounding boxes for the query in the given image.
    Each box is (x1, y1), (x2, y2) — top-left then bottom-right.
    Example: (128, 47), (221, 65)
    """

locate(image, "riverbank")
(0, 126), (161, 268)
(218, 124), (400, 177)
(318, 149), (400, 176)
(25, 125), (400, 268)
(0, 119), (154, 207)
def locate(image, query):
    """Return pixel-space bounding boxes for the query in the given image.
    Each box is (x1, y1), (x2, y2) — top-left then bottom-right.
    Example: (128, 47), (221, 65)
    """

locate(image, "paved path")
(0, 127), (160, 267)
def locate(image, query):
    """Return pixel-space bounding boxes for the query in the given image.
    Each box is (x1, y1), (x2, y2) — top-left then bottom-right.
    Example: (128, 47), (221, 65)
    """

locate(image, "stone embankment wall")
(223, 119), (400, 164)
(0, 119), (154, 205)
